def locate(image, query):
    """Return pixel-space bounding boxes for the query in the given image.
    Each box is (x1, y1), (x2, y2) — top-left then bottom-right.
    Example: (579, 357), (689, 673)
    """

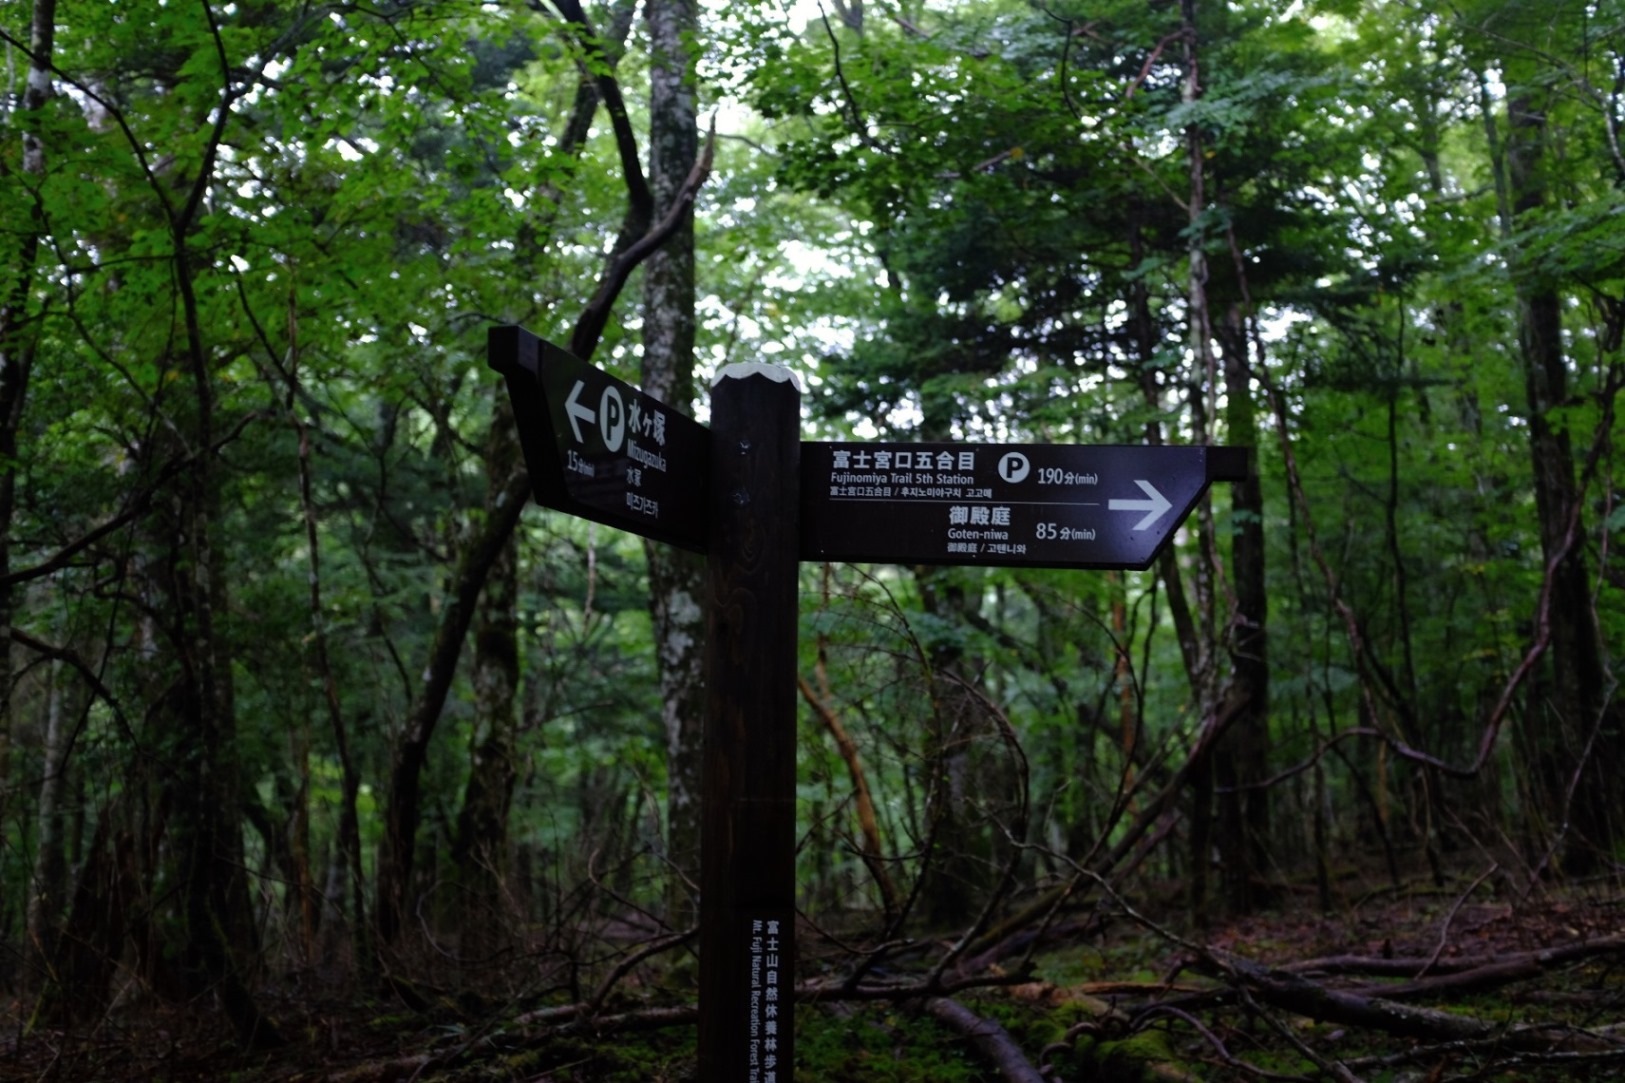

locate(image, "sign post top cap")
(713, 362), (805, 394)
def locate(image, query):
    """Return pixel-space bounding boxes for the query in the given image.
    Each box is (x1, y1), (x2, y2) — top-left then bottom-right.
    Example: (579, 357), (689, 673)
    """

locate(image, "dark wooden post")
(700, 363), (801, 1082)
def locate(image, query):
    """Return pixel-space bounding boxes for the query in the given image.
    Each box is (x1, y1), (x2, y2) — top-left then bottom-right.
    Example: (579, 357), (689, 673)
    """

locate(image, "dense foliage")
(0, 0), (1620, 1070)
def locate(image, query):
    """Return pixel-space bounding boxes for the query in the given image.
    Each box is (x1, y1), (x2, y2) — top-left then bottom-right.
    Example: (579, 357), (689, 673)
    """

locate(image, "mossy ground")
(4, 886), (1621, 1081)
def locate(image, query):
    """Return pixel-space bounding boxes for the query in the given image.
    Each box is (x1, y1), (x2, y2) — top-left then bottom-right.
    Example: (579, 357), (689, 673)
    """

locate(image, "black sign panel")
(801, 442), (1245, 569)
(489, 326), (710, 552)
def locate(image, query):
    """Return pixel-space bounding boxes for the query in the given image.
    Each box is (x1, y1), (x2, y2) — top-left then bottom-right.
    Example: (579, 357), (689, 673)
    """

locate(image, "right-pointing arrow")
(563, 379), (595, 443)
(1109, 479), (1173, 531)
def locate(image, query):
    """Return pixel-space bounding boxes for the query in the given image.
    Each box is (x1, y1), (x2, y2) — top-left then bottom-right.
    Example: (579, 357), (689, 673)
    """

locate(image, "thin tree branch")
(570, 116), (716, 359)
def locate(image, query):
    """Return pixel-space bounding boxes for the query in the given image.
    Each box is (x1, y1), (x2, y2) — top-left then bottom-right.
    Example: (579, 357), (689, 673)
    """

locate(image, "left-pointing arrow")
(563, 379), (594, 442)
(1109, 479), (1173, 531)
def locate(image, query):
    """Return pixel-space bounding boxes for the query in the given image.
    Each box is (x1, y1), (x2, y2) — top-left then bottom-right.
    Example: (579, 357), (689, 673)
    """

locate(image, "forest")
(1, 0), (1623, 1079)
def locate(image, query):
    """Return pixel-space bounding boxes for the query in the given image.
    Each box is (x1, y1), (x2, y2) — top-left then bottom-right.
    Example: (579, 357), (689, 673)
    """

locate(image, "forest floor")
(2, 875), (1623, 1082)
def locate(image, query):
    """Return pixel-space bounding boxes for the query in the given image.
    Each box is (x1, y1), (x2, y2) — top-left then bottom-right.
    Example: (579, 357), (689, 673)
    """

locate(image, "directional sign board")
(801, 442), (1248, 570)
(489, 325), (710, 552)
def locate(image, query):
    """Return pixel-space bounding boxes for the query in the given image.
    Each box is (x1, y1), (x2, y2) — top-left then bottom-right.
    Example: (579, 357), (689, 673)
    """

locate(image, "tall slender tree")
(641, 0), (708, 926)
(1488, 5), (1622, 866)
(3, 0), (57, 987)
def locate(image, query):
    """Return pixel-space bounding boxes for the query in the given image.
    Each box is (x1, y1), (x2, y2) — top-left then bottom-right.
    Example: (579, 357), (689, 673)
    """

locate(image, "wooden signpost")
(490, 324), (1248, 1081)
(701, 363), (801, 1082)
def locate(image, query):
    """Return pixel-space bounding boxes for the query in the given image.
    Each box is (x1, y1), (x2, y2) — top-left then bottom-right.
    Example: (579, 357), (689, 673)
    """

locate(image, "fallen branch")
(323, 1053), (432, 1082)
(1212, 950), (1625, 1054)
(1346, 1041), (1625, 1076)
(921, 996), (1047, 1083)
(962, 914), (1105, 975)
(323, 1004), (702, 1083)
(1284, 933), (1625, 983)
(1354, 956), (1543, 1001)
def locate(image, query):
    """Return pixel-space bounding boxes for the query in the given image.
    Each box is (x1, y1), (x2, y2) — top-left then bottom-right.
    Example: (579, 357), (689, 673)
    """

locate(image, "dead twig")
(1417, 863), (1499, 979)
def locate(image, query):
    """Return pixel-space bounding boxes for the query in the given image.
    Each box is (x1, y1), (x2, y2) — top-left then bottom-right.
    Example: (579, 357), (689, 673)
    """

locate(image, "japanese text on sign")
(747, 918), (784, 1083)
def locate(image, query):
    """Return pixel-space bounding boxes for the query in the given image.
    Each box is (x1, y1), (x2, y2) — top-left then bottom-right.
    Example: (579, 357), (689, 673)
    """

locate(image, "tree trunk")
(375, 469), (529, 946)
(915, 573), (999, 929)
(26, 661), (70, 992)
(167, 199), (282, 1047)
(453, 392), (523, 961)
(641, 0), (706, 928)
(116, 28), (285, 1037)
(1179, 0), (1228, 924)
(302, 433), (369, 969)
(0, 0), (55, 848)
(1218, 306), (1270, 913)
(1503, 87), (1621, 869)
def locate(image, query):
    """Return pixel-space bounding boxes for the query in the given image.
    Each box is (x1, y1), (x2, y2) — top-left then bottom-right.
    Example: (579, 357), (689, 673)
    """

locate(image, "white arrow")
(562, 379), (595, 442)
(1109, 479), (1173, 531)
